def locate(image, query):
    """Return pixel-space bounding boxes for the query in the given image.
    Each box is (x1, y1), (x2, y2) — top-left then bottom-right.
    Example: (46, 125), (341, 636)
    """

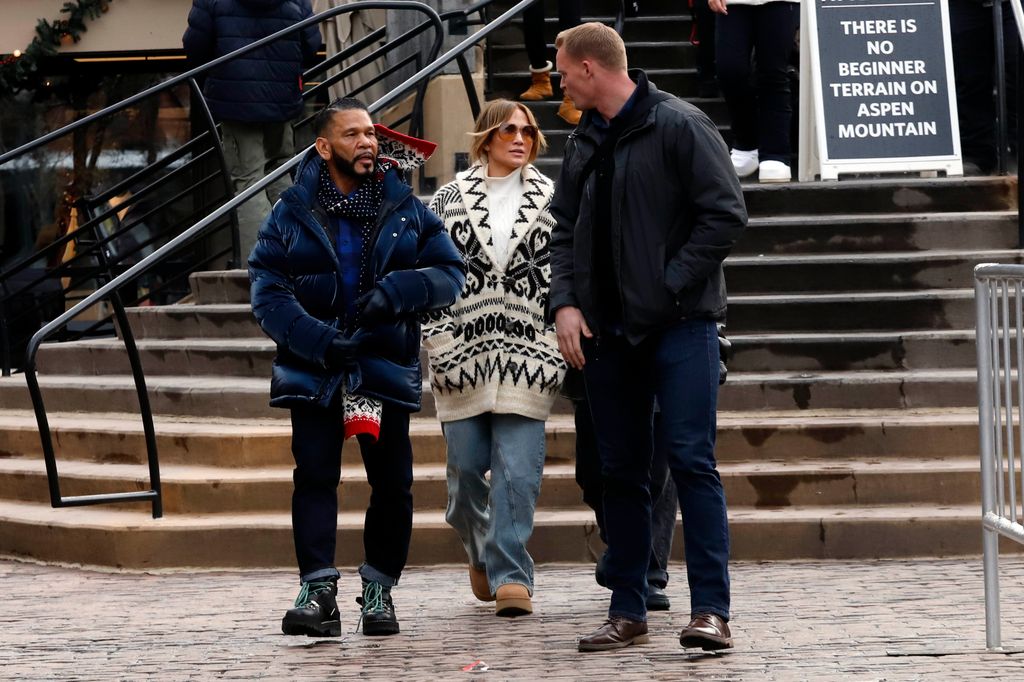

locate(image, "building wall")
(1, 0), (191, 55)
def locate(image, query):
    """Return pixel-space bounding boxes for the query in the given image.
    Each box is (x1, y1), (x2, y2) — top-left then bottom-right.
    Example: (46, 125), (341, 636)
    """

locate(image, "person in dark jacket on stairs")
(549, 22), (746, 653)
(183, 0), (322, 260)
(248, 98), (466, 639)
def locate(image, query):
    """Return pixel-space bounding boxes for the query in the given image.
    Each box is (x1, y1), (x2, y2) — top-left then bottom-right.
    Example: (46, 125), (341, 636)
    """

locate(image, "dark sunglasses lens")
(497, 124), (537, 141)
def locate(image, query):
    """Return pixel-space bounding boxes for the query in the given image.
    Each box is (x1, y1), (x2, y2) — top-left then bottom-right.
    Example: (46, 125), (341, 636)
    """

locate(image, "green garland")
(0, 0), (112, 97)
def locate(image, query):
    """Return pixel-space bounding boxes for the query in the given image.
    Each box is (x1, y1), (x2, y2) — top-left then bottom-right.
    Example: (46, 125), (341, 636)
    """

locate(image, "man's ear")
(314, 137), (331, 161)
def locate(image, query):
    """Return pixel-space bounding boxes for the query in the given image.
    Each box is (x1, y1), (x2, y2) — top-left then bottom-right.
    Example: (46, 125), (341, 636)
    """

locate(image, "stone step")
(728, 330), (978, 372)
(734, 210), (1018, 255)
(491, 67), (701, 101)
(0, 456), (984, 515)
(725, 249), (1024, 294)
(39, 327), (981, 377)
(487, 14), (693, 47)
(188, 269), (249, 305)
(488, 0), (687, 18)
(0, 366), (988, 418)
(742, 176), (1016, 217)
(521, 97), (728, 133)
(0, 499), (1008, 568)
(489, 40), (698, 72)
(0, 408), (981, 468)
(118, 288), (977, 342)
(728, 289), (976, 333)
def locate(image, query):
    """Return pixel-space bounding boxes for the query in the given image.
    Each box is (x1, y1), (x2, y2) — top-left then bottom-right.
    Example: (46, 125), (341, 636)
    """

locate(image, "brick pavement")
(2, 557), (1024, 681)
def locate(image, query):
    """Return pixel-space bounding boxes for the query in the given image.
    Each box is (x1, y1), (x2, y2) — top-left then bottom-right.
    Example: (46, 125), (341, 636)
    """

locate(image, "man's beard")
(329, 150), (375, 182)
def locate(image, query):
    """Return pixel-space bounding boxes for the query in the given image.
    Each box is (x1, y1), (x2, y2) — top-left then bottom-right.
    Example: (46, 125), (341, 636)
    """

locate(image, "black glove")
(355, 287), (395, 327)
(717, 327), (732, 386)
(326, 334), (362, 369)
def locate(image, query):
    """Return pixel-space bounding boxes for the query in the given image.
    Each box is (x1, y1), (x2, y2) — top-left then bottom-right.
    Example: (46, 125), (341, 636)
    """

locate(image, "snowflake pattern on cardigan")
(422, 164), (567, 423)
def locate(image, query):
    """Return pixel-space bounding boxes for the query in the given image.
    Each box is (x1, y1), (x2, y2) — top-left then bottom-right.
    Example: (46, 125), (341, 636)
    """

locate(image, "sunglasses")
(495, 123), (538, 142)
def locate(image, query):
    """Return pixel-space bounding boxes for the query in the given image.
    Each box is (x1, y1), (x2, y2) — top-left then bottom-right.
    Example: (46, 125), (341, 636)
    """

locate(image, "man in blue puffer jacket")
(249, 98), (466, 638)
(183, 0), (321, 259)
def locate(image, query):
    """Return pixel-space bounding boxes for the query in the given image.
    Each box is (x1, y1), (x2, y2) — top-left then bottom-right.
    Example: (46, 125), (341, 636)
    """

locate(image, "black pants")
(691, 0), (717, 85)
(949, 0), (1018, 173)
(715, 2), (799, 162)
(574, 399), (678, 589)
(290, 400), (414, 585)
(523, 0), (583, 70)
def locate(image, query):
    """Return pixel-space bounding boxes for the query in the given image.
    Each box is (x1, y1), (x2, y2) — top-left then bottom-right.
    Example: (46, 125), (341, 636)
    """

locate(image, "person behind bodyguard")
(248, 97), (466, 638)
(183, 0), (321, 260)
(548, 23), (747, 652)
(423, 99), (567, 617)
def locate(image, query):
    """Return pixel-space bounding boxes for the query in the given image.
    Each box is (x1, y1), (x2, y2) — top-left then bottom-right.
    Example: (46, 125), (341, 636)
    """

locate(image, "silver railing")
(975, 263), (1024, 650)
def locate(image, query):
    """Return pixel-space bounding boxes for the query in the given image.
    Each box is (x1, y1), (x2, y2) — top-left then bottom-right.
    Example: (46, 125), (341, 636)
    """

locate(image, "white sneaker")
(730, 149), (759, 178)
(758, 160), (791, 183)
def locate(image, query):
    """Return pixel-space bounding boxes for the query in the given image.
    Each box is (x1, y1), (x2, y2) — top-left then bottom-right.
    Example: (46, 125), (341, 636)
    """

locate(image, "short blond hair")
(468, 98), (547, 165)
(555, 22), (627, 71)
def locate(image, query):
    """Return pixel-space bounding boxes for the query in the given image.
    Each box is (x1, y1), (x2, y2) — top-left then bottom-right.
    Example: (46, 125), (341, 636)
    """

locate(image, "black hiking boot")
(281, 580), (341, 637)
(356, 579), (400, 636)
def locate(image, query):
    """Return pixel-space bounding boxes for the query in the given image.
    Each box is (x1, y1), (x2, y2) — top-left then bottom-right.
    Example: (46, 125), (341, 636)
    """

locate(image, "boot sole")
(495, 598), (533, 617)
(577, 634), (650, 652)
(281, 619), (341, 638)
(362, 622), (400, 636)
(679, 634), (734, 651)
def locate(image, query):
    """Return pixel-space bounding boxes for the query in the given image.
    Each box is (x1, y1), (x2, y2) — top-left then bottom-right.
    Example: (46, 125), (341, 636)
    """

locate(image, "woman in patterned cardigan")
(423, 100), (567, 617)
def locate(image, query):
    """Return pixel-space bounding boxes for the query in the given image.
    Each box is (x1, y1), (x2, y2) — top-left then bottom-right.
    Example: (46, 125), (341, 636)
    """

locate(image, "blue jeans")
(443, 413), (546, 593)
(583, 319), (730, 622)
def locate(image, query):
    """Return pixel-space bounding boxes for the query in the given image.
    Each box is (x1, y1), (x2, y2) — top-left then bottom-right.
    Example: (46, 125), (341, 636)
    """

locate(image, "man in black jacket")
(548, 22), (746, 652)
(183, 0), (322, 259)
(249, 98), (465, 638)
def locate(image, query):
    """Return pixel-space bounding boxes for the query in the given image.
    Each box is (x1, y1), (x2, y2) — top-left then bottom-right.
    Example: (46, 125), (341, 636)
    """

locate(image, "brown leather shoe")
(577, 617), (650, 652)
(495, 583), (532, 617)
(469, 565), (494, 602)
(679, 613), (733, 650)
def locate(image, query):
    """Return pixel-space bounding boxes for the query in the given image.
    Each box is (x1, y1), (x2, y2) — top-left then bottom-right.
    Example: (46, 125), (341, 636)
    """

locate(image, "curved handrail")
(21, 0), (540, 519)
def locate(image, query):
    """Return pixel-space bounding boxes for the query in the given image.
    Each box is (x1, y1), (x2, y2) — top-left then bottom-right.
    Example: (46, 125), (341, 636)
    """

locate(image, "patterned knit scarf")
(316, 159), (396, 443)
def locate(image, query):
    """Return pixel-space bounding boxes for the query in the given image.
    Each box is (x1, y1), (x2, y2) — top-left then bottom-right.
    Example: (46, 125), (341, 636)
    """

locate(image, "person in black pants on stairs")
(518, 0), (583, 124)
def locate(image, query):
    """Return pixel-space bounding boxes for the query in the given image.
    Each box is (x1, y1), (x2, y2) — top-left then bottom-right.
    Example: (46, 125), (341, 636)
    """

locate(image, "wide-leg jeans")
(443, 412), (546, 593)
(583, 318), (730, 622)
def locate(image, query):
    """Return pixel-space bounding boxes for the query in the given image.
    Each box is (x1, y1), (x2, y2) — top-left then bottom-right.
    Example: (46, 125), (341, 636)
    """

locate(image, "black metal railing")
(14, 0), (540, 519)
(2, 0), (451, 518)
(0, 1), (451, 379)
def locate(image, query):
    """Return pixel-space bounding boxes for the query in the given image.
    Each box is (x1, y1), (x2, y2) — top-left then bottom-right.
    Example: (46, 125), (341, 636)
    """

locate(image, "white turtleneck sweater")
(484, 165), (524, 270)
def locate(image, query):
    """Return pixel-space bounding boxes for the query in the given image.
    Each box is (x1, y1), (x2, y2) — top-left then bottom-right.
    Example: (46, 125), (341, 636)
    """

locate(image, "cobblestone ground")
(2, 557), (1024, 680)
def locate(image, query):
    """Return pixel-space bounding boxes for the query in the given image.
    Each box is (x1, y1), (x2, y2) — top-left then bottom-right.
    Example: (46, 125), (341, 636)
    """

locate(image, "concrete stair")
(0, 1), (1020, 568)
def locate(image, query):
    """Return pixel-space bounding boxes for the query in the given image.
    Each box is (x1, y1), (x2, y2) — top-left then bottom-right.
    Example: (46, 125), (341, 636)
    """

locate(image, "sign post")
(799, 0), (962, 181)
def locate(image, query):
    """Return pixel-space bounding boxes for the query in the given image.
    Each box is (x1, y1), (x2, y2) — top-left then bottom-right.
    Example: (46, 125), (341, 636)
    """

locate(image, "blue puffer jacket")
(182, 0), (321, 123)
(248, 149), (467, 411)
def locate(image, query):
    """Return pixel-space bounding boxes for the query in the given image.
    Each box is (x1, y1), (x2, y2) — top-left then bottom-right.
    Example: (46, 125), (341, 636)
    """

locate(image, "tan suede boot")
(557, 95), (582, 125)
(469, 565), (495, 602)
(495, 583), (533, 617)
(519, 61), (553, 101)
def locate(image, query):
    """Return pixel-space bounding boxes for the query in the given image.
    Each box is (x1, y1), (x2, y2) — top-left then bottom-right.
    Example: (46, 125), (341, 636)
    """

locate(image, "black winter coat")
(182, 0), (321, 123)
(248, 149), (467, 411)
(548, 70), (747, 344)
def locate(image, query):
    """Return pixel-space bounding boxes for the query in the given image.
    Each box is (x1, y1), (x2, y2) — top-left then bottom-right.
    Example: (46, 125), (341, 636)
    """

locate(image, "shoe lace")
(354, 581), (390, 633)
(294, 580), (334, 608)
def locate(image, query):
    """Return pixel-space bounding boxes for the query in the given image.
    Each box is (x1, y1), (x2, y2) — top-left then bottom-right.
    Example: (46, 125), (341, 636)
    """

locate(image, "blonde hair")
(468, 99), (547, 166)
(554, 22), (628, 71)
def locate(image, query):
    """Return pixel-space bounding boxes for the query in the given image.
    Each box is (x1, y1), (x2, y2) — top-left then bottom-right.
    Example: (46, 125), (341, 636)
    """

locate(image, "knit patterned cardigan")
(423, 163), (567, 422)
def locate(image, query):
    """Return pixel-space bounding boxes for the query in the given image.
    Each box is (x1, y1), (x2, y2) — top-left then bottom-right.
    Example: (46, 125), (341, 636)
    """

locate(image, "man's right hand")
(555, 306), (593, 370)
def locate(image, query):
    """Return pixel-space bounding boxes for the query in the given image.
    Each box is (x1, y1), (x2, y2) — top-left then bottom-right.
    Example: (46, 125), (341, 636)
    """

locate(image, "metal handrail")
(17, 1), (446, 519)
(0, 1), (448, 376)
(21, 0), (541, 520)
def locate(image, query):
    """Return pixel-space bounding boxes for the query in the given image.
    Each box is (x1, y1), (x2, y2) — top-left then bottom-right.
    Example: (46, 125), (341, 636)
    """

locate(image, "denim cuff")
(300, 567), (340, 583)
(359, 562), (399, 587)
(691, 606), (730, 622)
(609, 608), (647, 623)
